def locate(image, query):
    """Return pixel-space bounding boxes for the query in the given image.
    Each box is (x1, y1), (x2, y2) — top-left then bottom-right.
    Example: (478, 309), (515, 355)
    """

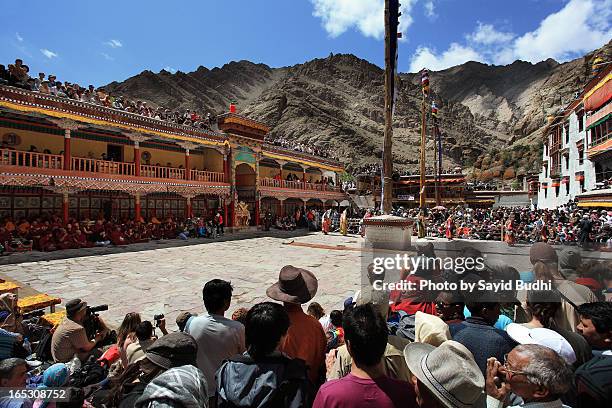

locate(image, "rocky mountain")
(105, 40), (611, 180)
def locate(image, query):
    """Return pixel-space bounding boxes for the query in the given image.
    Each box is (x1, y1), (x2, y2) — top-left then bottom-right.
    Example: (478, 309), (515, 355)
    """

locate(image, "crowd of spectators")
(264, 135), (337, 160)
(395, 201), (612, 246)
(0, 212), (226, 254)
(0, 59), (216, 130)
(1, 241), (611, 407)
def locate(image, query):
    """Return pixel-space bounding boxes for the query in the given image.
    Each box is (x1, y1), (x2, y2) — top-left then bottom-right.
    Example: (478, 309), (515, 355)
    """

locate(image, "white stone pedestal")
(363, 215), (414, 251)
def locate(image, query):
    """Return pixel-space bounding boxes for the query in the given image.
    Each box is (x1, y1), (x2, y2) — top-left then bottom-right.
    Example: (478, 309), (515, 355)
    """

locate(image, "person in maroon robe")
(110, 226), (127, 246)
(38, 232), (57, 252)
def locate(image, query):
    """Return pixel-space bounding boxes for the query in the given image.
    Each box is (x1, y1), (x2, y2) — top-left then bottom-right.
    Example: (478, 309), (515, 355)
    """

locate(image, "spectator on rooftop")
(186, 279), (245, 406)
(267, 265), (327, 386)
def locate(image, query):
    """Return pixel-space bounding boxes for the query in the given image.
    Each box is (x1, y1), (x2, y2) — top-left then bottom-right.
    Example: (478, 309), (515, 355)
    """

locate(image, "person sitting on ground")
(217, 302), (312, 407)
(450, 291), (517, 375)
(313, 303), (417, 408)
(267, 265), (326, 386)
(0, 358), (31, 408)
(125, 321), (156, 367)
(116, 312), (142, 369)
(435, 290), (465, 325)
(326, 310), (345, 351)
(0, 293), (25, 335)
(33, 363), (69, 408)
(186, 279), (245, 406)
(486, 344), (574, 408)
(109, 332), (202, 407)
(404, 340), (485, 408)
(51, 298), (109, 363)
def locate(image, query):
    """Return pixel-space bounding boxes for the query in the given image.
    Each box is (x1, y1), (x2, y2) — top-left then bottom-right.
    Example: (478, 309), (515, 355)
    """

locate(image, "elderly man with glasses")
(485, 344), (574, 408)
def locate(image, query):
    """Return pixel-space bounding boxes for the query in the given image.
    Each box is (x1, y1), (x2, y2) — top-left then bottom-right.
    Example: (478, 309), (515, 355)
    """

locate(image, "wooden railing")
(191, 170), (225, 183)
(72, 157), (135, 176)
(0, 149), (63, 169)
(260, 177), (341, 191)
(140, 164), (185, 180)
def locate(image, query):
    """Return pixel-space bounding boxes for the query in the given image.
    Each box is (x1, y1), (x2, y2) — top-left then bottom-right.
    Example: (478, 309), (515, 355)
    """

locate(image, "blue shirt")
(0, 328), (20, 359)
(464, 307), (513, 330)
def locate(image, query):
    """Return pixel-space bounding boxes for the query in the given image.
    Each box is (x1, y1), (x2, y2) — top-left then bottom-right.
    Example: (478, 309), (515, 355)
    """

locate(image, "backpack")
(217, 354), (312, 408)
(34, 329), (54, 362)
(68, 357), (108, 388)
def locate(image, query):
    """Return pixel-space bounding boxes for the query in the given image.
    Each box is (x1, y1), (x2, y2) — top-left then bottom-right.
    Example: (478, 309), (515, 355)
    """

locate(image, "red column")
(135, 193), (142, 222)
(279, 199), (285, 218)
(134, 141), (141, 177)
(223, 153), (229, 183)
(255, 199), (260, 226)
(185, 149), (191, 180)
(62, 192), (69, 223)
(229, 200), (235, 227)
(64, 129), (71, 171)
(223, 202), (228, 227)
(186, 197), (192, 218)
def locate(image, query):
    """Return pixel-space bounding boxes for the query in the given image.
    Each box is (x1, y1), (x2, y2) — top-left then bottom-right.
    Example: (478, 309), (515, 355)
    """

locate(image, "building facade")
(0, 85), (346, 227)
(538, 65), (611, 209)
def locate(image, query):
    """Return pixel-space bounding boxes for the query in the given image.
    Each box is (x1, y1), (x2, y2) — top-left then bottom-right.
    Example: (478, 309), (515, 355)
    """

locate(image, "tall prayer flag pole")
(419, 69), (430, 209)
(382, 0), (400, 214)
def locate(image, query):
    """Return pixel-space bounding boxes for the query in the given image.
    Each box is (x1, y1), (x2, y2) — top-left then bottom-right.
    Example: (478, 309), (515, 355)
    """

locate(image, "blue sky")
(2, 0), (610, 87)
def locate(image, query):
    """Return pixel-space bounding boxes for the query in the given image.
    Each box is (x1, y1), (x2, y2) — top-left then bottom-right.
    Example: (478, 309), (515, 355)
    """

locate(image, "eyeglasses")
(503, 354), (530, 378)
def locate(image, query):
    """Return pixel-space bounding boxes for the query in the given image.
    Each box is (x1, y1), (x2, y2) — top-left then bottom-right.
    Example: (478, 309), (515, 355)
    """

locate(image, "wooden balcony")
(260, 177), (341, 192)
(0, 149), (63, 169)
(72, 157), (135, 176)
(0, 149), (225, 184)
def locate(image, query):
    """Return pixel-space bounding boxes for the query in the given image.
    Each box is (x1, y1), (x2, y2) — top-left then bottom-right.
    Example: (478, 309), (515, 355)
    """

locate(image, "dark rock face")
(105, 41), (611, 178)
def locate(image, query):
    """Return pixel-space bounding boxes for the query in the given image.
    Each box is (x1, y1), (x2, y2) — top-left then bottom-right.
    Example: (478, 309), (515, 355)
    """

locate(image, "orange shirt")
(280, 303), (327, 384)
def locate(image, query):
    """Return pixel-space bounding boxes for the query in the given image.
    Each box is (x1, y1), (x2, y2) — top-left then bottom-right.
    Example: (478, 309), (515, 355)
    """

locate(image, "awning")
(577, 201), (612, 208)
(584, 73), (611, 111)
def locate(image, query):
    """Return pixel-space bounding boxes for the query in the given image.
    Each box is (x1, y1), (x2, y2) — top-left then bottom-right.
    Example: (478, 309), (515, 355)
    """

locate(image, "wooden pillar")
(279, 198), (285, 218)
(223, 154), (229, 183)
(255, 198), (260, 226)
(134, 141), (141, 177)
(64, 129), (71, 171)
(223, 200), (228, 227)
(62, 192), (69, 223)
(185, 149), (191, 180)
(229, 200), (235, 227)
(134, 192), (142, 222)
(185, 196), (192, 218)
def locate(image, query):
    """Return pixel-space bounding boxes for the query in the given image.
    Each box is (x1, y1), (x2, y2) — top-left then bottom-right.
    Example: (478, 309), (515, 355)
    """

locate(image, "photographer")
(51, 298), (109, 363)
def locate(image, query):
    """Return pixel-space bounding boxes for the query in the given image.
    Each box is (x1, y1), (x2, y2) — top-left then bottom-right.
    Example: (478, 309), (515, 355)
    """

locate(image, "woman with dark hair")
(522, 290), (592, 368)
(116, 312), (141, 369)
(216, 302), (312, 407)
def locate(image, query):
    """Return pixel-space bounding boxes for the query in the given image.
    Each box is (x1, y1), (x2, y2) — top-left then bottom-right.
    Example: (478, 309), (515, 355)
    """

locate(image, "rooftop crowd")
(264, 135), (338, 161)
(1, 240), (611, 408)
(0, 59), (215, 130)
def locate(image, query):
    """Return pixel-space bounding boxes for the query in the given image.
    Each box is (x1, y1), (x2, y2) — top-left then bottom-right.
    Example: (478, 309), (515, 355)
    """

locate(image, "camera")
(154, 314), (165, 327)
(84, 304), (109, 340)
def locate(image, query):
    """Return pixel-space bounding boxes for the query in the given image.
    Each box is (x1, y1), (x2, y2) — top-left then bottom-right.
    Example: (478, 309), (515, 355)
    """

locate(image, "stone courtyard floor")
(1, 230), (610, 329)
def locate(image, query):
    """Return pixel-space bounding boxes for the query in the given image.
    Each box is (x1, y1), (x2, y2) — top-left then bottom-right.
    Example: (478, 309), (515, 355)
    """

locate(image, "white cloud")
(424, 1), (437, 20)
(310, 0), (416, 39)
(508, 0), (611, 63)
(15, 32), (23, 42)
(40, 49), (58, 59)
(409, 43), (483, 72)
(409, 0), (612, 71)
(466, 22), (514, 45)
(105, 39), (123, 48)
(100, 52), (114, 61)
(163, 66), (177, 74)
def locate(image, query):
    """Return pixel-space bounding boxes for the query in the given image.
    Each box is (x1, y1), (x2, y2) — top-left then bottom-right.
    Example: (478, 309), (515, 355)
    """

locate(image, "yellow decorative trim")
(0, 100), (226, 147)
(577, 201), (612, 208)
(584, 73), (611, 100)
(262, 151), (343, 172)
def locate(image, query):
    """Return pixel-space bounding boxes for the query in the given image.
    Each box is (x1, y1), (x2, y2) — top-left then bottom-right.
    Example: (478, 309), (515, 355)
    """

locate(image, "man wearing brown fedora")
(267, 265), (326, 385)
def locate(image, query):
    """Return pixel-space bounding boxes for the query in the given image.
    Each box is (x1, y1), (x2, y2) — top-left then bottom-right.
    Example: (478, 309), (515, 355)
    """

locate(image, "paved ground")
(1, 231), (609, 330)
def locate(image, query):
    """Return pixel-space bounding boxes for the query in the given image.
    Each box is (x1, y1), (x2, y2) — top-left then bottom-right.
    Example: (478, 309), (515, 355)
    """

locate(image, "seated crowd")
(264, 135), (337, 160)
(0, 211), (226, 253)
(1, 242), (611, 408)
(0, 59), (215, 130)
